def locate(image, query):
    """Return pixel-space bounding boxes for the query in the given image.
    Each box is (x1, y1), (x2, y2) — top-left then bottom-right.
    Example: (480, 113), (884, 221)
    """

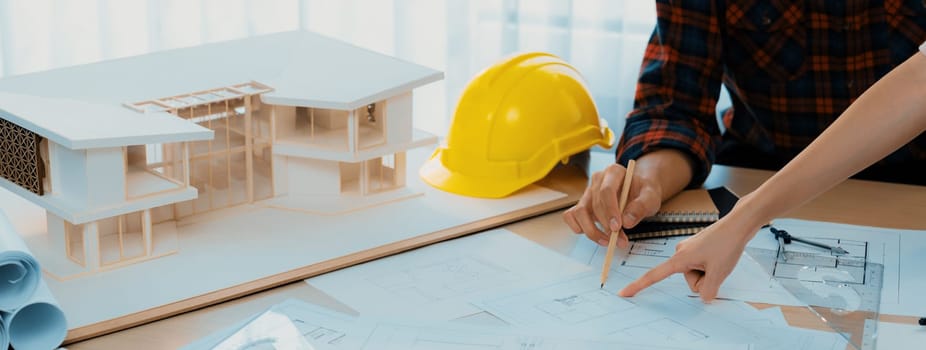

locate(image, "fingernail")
(623, 213), (637, 226)
(609, 218), (620, 231)
(597, 239), (609, 246)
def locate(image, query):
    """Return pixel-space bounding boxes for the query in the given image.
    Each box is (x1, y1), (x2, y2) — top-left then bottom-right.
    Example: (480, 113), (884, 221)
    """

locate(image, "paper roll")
(0, 212), (41, 312)
(0, 313), (9, 350)
(2, 280), (67, 350)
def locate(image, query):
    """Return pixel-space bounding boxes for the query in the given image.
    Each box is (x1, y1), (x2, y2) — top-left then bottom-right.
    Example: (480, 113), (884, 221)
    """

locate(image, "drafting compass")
(767, 225), (849, 260)
(748, 225), (883, 350)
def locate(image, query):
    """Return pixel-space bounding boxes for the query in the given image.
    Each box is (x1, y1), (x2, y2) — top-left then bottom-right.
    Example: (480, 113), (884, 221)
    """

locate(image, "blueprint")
(181, 299), (363, 350)
(306, 229), (591, 320)
(744, 218), (926, 316)
(476, 271), (846, 350)
(570, 235), (802, 305)
(183, 298), (750, 350)
(358, 322), (749, 350)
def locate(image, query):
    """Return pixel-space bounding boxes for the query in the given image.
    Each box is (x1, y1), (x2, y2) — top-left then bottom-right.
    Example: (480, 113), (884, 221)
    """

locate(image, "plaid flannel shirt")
(617, 0), (926, 186)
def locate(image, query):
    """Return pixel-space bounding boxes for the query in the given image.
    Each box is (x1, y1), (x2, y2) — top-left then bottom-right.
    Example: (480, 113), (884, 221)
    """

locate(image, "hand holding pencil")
(600, 159), (635, 288)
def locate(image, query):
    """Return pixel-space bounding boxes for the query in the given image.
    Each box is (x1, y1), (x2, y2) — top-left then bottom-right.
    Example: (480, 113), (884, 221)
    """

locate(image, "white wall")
(286, 157), (340, 196)
(52, 142), (88, 206)
(45, 212), (66, 254)
(386, 91), (413, 144)
(45, 139), (61, 194)
(85, 147), (125, 207)
(272, 154), (288, 197)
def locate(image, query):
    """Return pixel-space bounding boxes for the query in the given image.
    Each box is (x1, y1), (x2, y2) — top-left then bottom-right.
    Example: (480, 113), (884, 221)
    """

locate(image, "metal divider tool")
(747, 226), (883, 350)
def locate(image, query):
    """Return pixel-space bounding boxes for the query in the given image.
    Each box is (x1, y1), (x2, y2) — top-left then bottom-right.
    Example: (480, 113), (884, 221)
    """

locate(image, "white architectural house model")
(0, 31), (440, 276)
(0, 31), (570, 341)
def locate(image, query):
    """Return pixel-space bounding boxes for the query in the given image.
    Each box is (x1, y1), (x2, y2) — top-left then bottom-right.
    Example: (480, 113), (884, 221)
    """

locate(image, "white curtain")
(0, 0), (661, 146)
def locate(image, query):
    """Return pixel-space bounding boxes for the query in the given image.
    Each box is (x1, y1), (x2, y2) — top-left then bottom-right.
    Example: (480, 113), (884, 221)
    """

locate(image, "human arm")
(563, 0), (724, 246)
(619, 50), (926, 301)
(564, 149), (693, 247)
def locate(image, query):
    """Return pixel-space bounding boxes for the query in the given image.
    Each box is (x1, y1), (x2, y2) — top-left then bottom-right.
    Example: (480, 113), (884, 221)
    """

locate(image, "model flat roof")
(0, 92), (213, 149)
(259, 33), (444, 109)
(0, 30), (443, 111)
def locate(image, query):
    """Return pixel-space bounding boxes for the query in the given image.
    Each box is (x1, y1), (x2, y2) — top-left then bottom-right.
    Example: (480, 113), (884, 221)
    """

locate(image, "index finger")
(594, 165), (626, 232)
(618, 259), (679, 297)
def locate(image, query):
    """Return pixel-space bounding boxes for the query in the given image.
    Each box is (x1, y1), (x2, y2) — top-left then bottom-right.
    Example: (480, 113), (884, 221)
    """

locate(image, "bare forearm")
(737, 53), (926, 228)
(636, 149), (695, 201)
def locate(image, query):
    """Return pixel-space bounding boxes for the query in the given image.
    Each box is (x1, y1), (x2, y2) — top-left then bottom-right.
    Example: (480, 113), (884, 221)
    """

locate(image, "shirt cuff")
(921, 41), (926, 57)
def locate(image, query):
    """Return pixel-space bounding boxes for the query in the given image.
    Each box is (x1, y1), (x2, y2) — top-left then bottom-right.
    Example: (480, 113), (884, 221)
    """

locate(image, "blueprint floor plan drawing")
(477, 270), (848, 350)
(535, 289), (635, 324)
(184, 299), (751, 350)
(476, 271), (763, 345)
(364, 256), (517, 303)
(357, 323), (748, 350)
(307, 229), (591, 320)
(569, 235), (803, 306)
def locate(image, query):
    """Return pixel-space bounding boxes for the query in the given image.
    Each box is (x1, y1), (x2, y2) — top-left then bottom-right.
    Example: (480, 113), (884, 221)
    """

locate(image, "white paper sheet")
(746, 218), (926, 316)
(569, 235), (803, 305)
(477, 271), (759, 343)
(306, 229), (591, 320)
(757, 307), (789, 327)
(697, 299), (848, 349)
(0, 212), (41, 311)
(186, 298), (749, 350)
(476, 270), (846, 350)
(876, 321), (926, 349)
(182, 299), (365, 350)
(698, 300), (787, 329)
(358, 322), (749, 350)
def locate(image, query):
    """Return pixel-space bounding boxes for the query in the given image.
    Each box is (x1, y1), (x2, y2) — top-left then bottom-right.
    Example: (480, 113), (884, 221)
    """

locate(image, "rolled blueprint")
(2, 280), (66, 350)
(0, 212), (40, 312)
(0, 313), (9, 350)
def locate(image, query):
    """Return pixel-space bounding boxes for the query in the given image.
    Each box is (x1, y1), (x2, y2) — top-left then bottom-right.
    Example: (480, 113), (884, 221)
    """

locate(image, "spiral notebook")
(625, 187), (738, 240)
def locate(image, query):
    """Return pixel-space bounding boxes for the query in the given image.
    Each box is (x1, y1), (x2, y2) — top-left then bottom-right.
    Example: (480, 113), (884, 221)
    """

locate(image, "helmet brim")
(418, 150), (534, 199)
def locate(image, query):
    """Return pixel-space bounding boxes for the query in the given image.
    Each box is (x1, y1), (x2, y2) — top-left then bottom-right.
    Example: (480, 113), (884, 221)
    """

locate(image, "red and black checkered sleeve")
(616, 0), (725, 187)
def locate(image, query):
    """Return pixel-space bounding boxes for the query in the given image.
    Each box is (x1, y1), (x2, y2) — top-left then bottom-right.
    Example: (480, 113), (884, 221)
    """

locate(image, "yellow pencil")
(600, 159), (635, 288)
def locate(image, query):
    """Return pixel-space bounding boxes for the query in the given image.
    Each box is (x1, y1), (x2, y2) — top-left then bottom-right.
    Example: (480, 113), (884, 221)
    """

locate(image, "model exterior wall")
(285, 157), (340, 196)
(86, 148), (125, 207)
(385, 92), (413, 145)
(45, 212), (67, 256)
(43, 139), (60, 194)
(267, 91), (420, 198)
(51, 144), (126, 210)
(52, 143), (89, 207)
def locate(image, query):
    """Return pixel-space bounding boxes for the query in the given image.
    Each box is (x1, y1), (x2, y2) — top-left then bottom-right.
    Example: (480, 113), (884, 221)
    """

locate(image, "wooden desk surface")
(67, 163), (926, 349)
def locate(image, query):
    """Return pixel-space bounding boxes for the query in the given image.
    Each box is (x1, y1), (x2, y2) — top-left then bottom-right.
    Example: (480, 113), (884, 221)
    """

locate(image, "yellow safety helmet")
(420, 52), (614, 198)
